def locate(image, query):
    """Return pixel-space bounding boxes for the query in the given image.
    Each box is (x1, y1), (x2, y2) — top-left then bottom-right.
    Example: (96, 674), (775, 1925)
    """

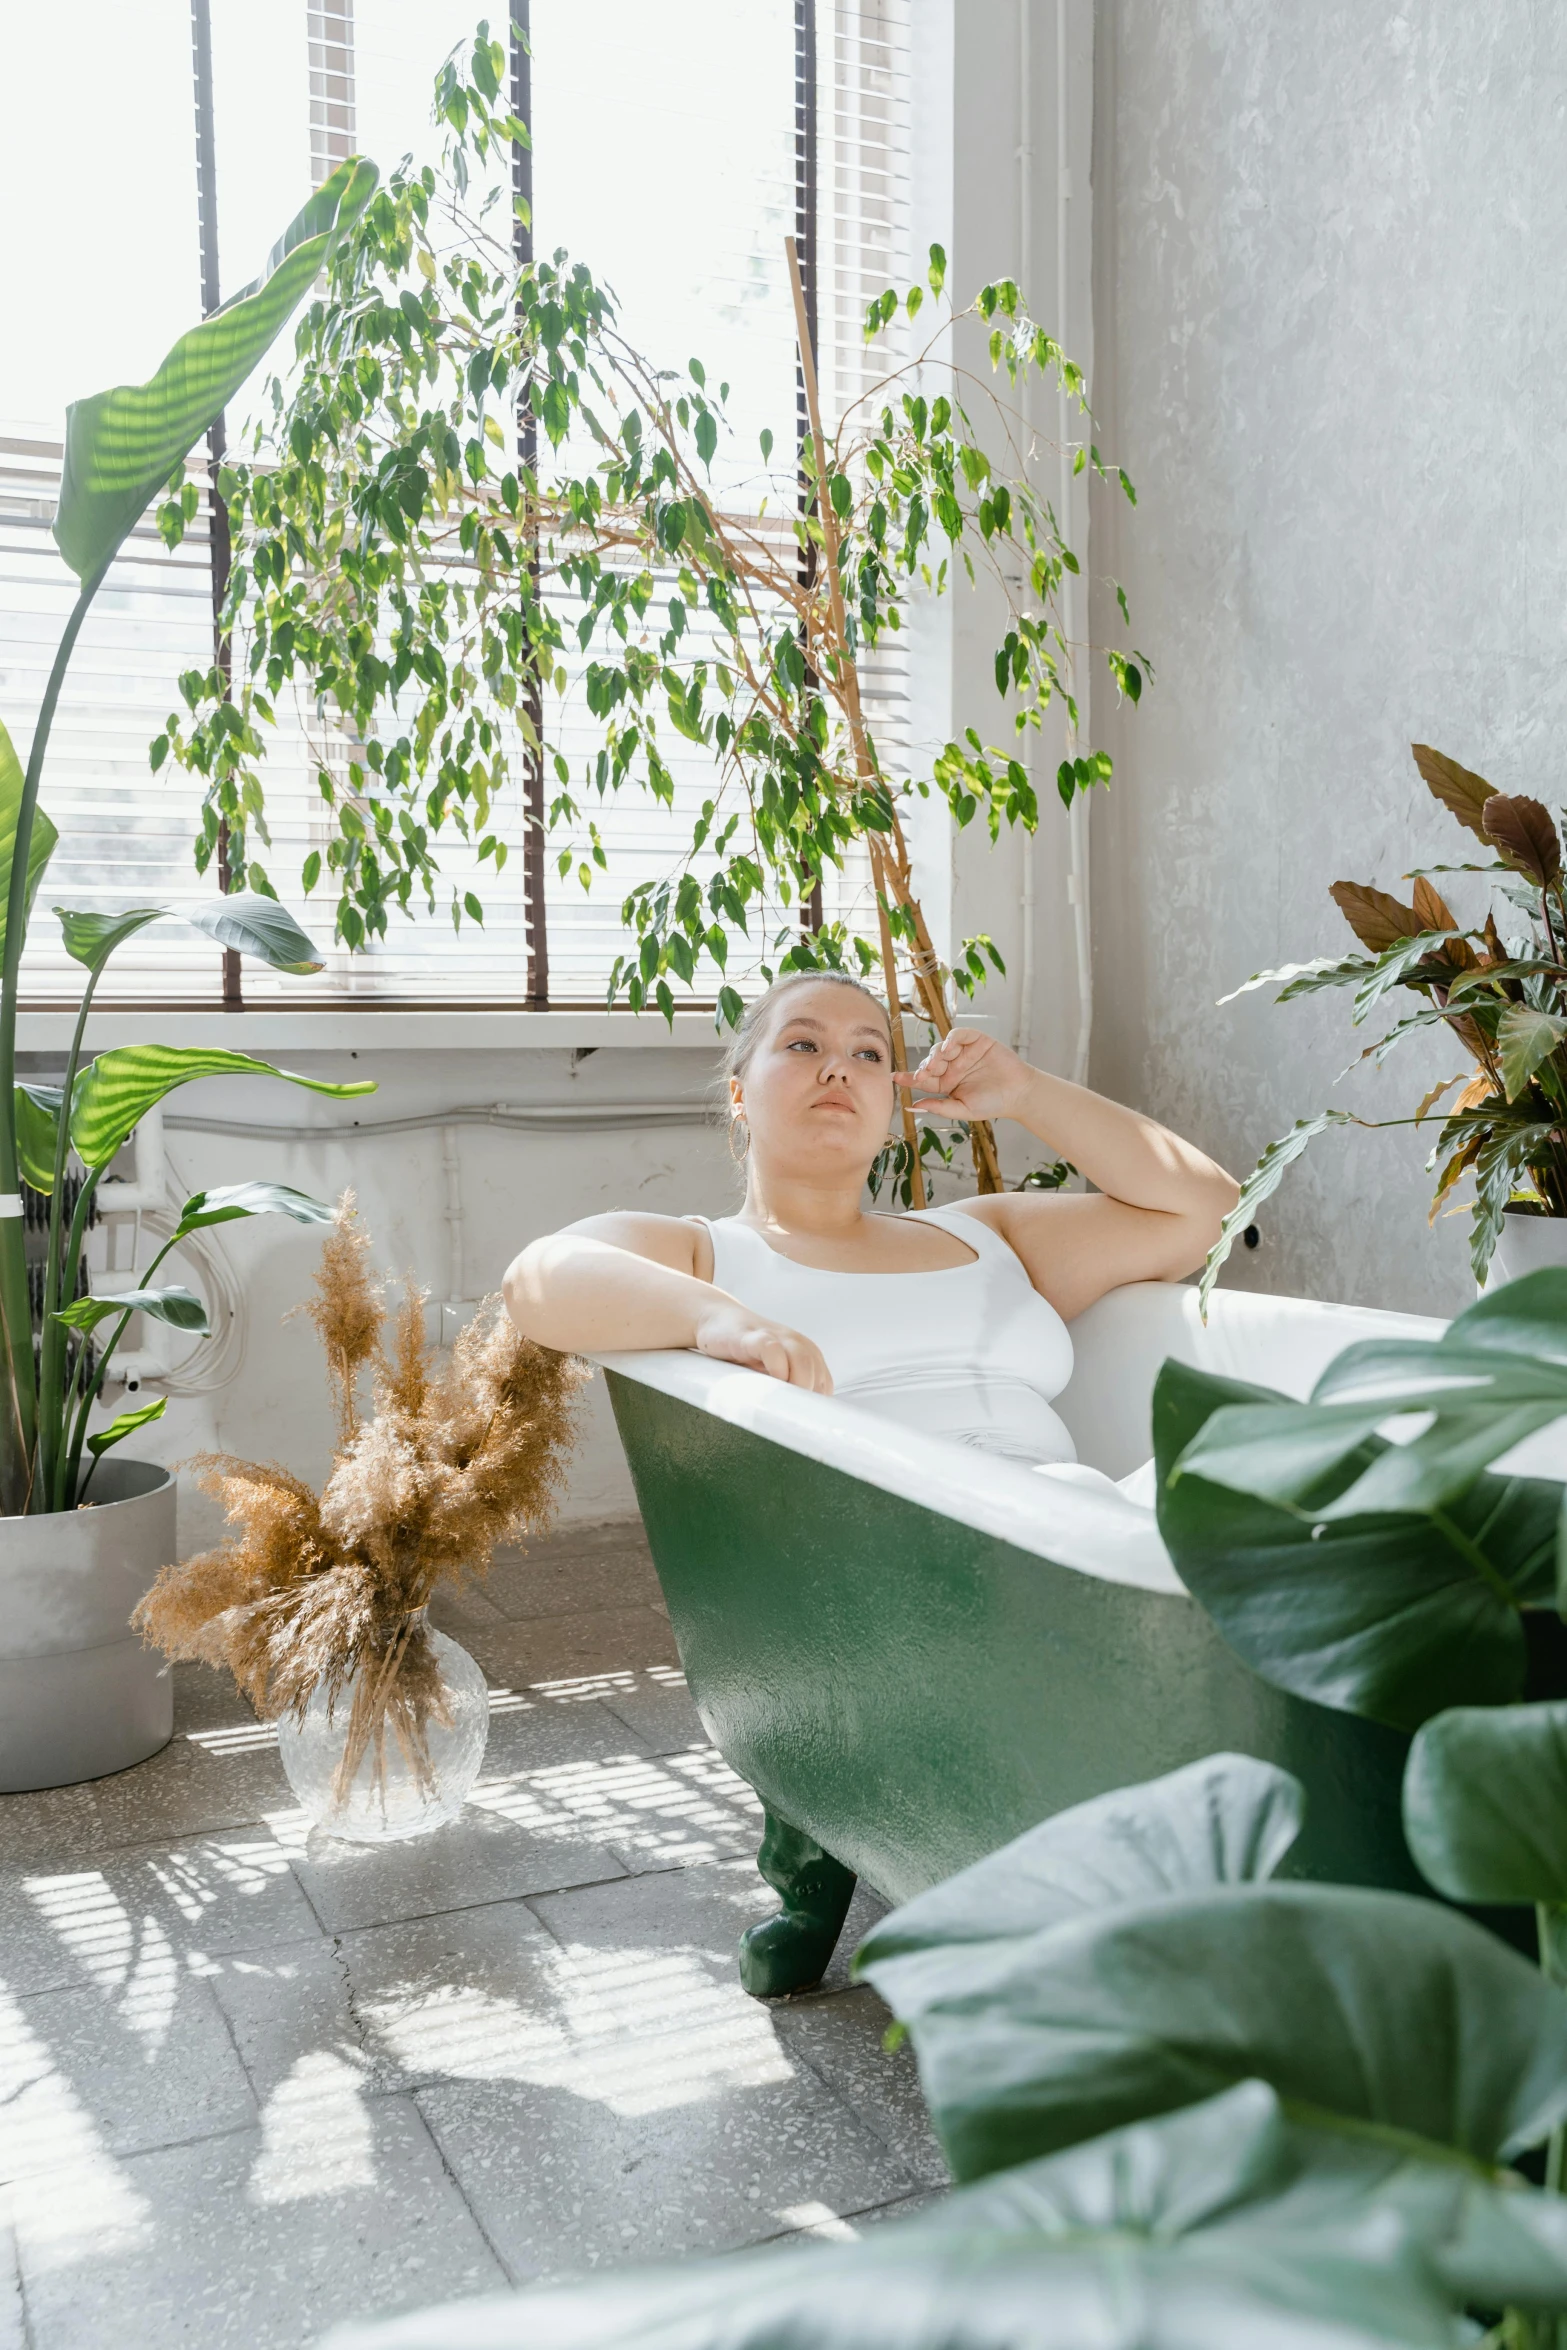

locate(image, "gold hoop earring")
(728, 1116), (750, 1165)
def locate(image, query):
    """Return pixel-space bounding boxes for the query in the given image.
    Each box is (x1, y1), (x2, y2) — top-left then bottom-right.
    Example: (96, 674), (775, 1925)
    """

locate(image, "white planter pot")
(0, 1459), (177, 1793)
(1487, 1211), (1567, 1289)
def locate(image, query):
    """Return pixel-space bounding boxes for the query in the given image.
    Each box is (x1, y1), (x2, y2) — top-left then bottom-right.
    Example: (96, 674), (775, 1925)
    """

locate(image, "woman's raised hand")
(896, 1027), (1032, 1122)
(692, 1298), (834, 1393)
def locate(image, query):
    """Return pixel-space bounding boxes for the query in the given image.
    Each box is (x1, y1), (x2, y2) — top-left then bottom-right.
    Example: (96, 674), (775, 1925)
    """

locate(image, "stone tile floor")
(0, 1519), (946, 2349)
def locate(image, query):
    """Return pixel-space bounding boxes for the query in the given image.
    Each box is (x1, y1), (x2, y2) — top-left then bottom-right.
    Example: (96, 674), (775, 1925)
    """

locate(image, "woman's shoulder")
(558, 1210), (715, 1282)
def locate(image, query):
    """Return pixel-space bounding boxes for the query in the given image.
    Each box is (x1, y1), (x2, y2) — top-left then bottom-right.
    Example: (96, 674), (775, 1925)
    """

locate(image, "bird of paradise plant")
(0, 160), (383, 1514)
(1205, 742), (1567, 1302)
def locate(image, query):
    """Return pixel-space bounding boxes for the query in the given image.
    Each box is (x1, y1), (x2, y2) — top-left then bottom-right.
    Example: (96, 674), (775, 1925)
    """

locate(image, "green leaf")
(860, 1761), (1567, 2187)
(1451, 1266), (1567, 1367)
(408, 2080), (1566, 2347)
(1404, 1697), (1567, 1905)
(0, 719), (59, 967)
(53, 906), (165, 974)
(53, 1286), (208, 1336)
(1154, 1284), (1567, 1732)
(86, 1396), (167, 1459)
(1217, 954), (1371, 1006)
(1154, 1357), (1559, 1730)
(180, 893), (323, 974)
(1199, 1112), (1358, 1314)
(1469, 1124), (1559, 1284)
(1498, 1001), (1567, 1101)
(1225, 931), (1472, 1026)
(1184, 1309), (1567, 1522)
(14, 1084), (63, 1193)
(858, 1752), (1304, 1963)
(70, 1046), (375, 1171)
(172, 1180), (334, 1236)
(54, 156), (377, 582)
(1350, 929), (1473, 1024)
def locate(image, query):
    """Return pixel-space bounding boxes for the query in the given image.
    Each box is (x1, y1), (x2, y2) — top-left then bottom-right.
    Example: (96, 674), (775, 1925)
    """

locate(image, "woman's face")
(732, 984), (895, 1186)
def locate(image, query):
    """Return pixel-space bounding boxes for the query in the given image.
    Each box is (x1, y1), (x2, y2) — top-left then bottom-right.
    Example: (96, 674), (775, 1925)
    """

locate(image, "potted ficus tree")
(0, 159), (381, 1793)
(156, 27), (1147, 1210)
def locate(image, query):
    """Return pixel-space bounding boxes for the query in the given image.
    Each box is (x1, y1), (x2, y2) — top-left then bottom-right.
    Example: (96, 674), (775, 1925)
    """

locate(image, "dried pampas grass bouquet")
(136, 1193), (583, 1838)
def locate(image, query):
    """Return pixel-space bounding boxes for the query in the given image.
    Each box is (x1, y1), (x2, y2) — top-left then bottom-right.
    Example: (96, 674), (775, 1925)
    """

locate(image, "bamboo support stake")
(869, 840), (928, 1209)
(785, 234), (1003, 1195)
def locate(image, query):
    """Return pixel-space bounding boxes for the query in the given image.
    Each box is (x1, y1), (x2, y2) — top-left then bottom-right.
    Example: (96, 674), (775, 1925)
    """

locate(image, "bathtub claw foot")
(739, 1808), (857, 1998)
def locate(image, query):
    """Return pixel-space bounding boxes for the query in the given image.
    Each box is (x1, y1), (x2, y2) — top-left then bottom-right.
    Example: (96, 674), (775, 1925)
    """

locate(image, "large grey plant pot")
(0, 1459), (177, 1792)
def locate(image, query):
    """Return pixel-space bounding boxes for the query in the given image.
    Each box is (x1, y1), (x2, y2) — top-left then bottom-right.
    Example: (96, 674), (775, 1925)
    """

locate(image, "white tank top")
(691, 1206), (1078, 1466)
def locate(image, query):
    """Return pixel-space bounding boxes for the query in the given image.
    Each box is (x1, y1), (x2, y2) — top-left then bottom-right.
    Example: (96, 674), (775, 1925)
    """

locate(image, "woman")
(504, 971), (1238, 1475)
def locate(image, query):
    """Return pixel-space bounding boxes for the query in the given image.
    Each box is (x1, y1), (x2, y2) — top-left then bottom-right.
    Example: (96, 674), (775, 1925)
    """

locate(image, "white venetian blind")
(818, 0), (914, 815)
(0, 0), (913, 1007)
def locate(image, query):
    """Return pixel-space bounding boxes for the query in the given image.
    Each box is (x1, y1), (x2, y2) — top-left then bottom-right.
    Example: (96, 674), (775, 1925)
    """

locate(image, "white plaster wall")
(945, 0), (1099, 1167)
(1087, 0), (1564, 1316)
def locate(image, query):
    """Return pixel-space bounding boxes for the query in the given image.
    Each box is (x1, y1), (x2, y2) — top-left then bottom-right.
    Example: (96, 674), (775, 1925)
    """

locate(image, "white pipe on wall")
(1015, 0), (1036, 1064)
(442, 1124), (464, 1308)
(1015, 0), (1094, 1087)
(1060, 0), (1094, 1088)
(96, 1102), (167, 1220)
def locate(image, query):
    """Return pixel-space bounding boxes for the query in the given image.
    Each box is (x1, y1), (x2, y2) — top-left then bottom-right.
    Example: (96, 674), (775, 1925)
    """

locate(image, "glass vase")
(276, 1615), (490, 1843)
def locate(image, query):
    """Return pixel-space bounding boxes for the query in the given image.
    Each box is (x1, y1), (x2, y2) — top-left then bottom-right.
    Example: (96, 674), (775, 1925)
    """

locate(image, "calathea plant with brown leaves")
(1204, 743), (1567, 1301)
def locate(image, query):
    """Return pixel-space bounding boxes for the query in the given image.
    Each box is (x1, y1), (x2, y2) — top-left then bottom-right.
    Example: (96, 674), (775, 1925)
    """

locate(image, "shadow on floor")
(0, 1516), (946, 2350)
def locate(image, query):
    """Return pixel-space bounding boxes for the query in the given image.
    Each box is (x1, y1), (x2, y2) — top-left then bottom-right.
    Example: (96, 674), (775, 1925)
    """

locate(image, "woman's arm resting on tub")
(503, 1215), (834, 1391)
(897, 1032), (1239, 1321)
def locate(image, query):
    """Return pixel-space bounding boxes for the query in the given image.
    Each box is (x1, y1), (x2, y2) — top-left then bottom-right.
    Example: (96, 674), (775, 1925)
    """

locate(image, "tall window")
(0, 0), (910, 1006)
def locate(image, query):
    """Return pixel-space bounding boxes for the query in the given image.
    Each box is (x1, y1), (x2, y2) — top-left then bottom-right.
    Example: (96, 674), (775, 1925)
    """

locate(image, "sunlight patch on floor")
(22, 1875), (179, 2051)
(183, 1722), (281, 1758)
(360, 1939), (793, 2117)
(469, 1749), (761, 1867)
(250, 2049), (377, 2206)
(0, 1986), (150, 2266)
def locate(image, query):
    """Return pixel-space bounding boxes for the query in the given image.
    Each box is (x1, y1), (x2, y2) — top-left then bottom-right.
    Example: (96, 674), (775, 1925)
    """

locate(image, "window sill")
(15, 1007), (728, 1055)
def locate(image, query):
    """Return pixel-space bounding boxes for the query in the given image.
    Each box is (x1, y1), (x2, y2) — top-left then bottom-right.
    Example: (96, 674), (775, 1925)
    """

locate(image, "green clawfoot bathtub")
(599, 1281), (1444, 1998)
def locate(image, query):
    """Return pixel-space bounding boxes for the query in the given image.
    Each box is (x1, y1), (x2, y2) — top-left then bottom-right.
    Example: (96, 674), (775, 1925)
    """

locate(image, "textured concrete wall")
(1087, 1), (1564, 1315)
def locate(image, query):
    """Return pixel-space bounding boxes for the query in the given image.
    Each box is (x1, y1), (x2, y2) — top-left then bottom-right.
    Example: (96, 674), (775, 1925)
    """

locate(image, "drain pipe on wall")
(441, 1124), (468, 1344)
(1015, 0), (1094, 1086)
(1059, 0), (1094, 1089)
(1015, 0), (1037, 1067)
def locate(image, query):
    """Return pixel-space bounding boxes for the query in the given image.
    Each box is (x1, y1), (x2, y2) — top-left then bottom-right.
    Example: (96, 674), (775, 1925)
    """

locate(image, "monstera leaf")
(857, 1758), (1567, 2184)
(1404, 1697), (1567, 1908)
(314, 2090), (1567, 2350)
(69, 1047), (373, 1171)
(1151, 1278), (1567, 1732)
(860, 1753), (1304, 1961)
(54, 157), (377, 583)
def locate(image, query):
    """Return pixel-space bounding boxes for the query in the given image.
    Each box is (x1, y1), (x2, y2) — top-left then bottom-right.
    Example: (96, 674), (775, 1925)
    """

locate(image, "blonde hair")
(723, 969), (891, 1085)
